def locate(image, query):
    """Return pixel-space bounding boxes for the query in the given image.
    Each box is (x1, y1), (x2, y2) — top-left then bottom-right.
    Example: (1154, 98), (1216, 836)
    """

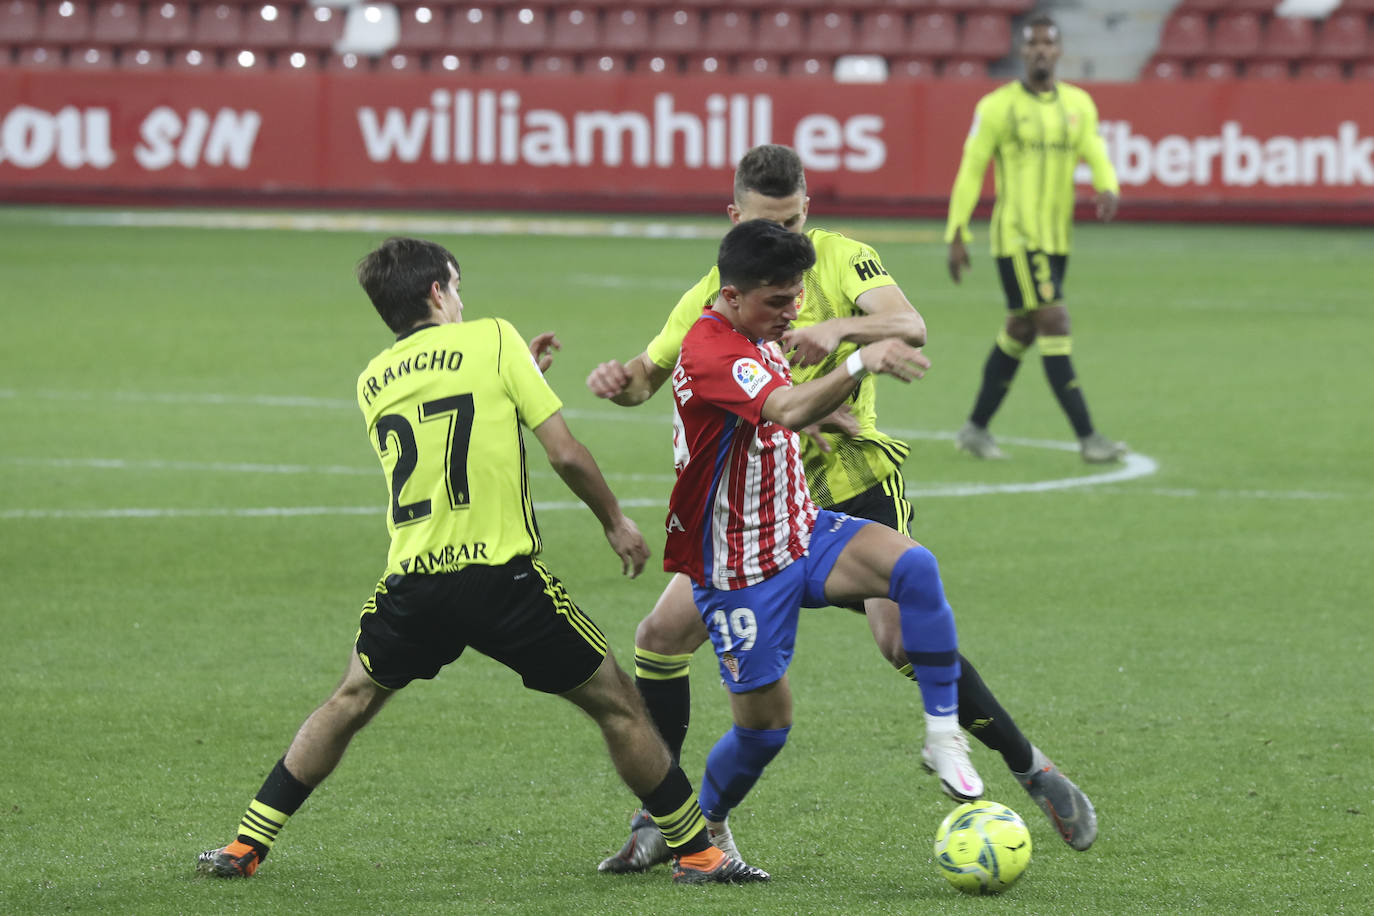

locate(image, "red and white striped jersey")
(664, 309), (817, 590)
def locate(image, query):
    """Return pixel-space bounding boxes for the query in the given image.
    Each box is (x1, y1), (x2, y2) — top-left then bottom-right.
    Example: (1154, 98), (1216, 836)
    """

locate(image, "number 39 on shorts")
(710, 608), (757, 651)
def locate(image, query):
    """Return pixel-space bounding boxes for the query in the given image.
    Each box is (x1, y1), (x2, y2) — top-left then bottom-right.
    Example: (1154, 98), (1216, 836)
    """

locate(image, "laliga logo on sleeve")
(732, 358), (773, 398)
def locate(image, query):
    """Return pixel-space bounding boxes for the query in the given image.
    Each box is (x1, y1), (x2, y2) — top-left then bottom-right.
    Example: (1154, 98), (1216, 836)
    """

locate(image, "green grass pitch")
(1, 206), (1370, 914)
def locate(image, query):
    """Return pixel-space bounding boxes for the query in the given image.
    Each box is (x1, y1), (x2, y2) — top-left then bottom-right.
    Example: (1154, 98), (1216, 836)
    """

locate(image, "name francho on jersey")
(356, 317), (561, 578)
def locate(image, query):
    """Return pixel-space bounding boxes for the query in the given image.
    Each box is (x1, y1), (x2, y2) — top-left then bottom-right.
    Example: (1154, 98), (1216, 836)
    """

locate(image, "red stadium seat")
(529, 51), (576, 74)
(430, 51), (475, 73)
(736, 53), (784, 77)
(789, 54), (829, 78)
(960, 12), (1011, 60)
(855, 11), (908, 56)
(1296, 58), (1344, 78)
(805, 10), (854, 55)
(1245, 58), (1291, 78)
(294, 5), (343, 50)
(702, 9), (754, 54)
(242, 3), (292, 48)
(1140, 57), (1184, 79)
(477, 51), (520, 74)
(497, 5), (549, 51)
(1311, 11), (1369, 61)
(909, 12), (958, 58)
(226, 46), (270, 70)
(91, 1), (139, 44)
(927, 0), (983, 13)
(755, 9), (804, 53)
(1210, 12), (1262, 59)
(397, 5), (448, 52)
(1226, 0), (1277, 13)
(602, 7), (649, 52)
(171, 46), (218, 69)
(375, 50), (421, 73)
(1351, 59), (1374, 79)
(651, 8), (703, 53)
(638, 53), (679, 76)
(278, 49), (318, 70)
(39, 0), (92, 42)
(447, 6), (496, 52)
(683, 51), (726, 75)
(142, 2), (192, 45)
(68, 43), (114, 68)
(118, 46), (167, 68)
(942, 57), (985, 78)
(889, 56), (936, 80)
(191, 3), (245, 47)
(1192, 58), (1236, 78)
(0, 0), (40, 42)
(582, 52), (631, 76)
(1157, 12), (1208, 60)
(549, 7), (598, 53)
(984, 0), (1033, 14)
(16, 44), (63, 66)
(1258, 15), (1314, 60)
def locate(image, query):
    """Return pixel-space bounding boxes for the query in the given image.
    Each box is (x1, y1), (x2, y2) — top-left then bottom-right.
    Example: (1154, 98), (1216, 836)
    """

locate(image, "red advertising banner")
(2, 70), (1372, 221)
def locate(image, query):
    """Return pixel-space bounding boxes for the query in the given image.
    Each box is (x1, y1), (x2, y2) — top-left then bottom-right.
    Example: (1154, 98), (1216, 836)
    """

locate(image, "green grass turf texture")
(1, 206), (1370, 915)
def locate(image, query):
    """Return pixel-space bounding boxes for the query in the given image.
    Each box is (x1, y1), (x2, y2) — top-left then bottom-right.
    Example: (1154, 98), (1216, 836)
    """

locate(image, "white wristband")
(845, 350), (868, 380)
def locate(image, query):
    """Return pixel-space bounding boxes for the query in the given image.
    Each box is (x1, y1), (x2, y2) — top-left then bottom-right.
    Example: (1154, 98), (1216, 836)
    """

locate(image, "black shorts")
(824, 472), (914, 613)
(355, 556), (607, 693)
(996, 250), (1068, 312)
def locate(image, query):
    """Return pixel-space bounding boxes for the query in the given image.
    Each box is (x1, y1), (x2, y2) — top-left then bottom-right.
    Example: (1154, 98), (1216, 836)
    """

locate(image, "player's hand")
(781, 321), (843, 367)
(800, 404), (860, 453)
(1096, 190), (1119, 223)
(529, 332), (561, 373)
(604, 515), (650, 579)
(586, 360), (631, 399)
(947, 238), (970, 284)
(859, 339), (931, 382)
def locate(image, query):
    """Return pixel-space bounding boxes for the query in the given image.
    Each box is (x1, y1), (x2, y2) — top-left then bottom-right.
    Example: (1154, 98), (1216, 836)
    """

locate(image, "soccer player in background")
(195, 237), (767, 886)
(662, 218), (979, 869)
(590, 145), (1097, 872)
(945, 13), (1127, 463)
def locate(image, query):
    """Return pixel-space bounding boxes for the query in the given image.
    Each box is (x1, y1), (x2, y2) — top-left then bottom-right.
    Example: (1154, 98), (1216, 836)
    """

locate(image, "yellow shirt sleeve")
(1075, 92), (1119, 195)
(944, 92), (1003, 245)
(646, 268), (720, 370)
(495, 318), (563, 430)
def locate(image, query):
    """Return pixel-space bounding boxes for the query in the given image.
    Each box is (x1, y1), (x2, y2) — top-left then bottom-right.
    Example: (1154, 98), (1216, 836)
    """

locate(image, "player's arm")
(761, 339), (930, 431)
(782, 285), (927, 367)
(531, 412), (649, 578)
(945, 97), (1000, 283)
(1078, 94), (1120, 223)
(586, 351), (673, 406)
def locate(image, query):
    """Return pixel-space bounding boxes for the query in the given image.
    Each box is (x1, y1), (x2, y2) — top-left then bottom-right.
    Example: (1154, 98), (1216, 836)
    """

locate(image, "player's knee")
(635, 598), (704, 655)
(888, 545), (941, 604)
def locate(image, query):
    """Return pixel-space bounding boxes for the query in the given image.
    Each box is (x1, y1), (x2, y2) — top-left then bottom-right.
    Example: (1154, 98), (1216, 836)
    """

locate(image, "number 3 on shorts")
(710, 608), (758, 652)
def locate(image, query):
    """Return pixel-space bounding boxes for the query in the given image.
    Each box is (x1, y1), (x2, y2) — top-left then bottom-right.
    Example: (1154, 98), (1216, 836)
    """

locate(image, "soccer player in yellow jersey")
(589, 145), (1097, 870)
(946, 14), (1127, 464)
(195, 237), (767, 886)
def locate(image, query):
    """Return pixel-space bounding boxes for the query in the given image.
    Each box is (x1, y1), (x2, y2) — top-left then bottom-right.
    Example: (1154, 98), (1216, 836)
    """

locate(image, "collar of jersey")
(699, 307), (765, 346)
(1018, 79), (1059, 102)
(395, 322), (440, 341)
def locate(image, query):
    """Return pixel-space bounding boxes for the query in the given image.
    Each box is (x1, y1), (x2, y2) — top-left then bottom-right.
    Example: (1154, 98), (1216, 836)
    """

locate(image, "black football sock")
(634, 649), (693, 764)
(1040, 337), (1095, 437)
(969, 333), (1026, 428)
(234, 757), (313, 859)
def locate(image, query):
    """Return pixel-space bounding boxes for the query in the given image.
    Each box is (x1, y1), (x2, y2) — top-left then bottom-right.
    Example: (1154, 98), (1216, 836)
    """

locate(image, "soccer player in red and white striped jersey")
(661, 221), (984, 844)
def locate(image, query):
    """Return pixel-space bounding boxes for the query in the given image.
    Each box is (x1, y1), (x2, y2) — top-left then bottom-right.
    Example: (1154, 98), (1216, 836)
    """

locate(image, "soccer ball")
(933, 800), (1032, 895)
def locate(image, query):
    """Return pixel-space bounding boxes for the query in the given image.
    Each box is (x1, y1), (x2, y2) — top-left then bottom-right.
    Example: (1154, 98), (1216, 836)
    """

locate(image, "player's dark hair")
(1023, 13), (1059, 40)
(356, 236), (460, 333)
(718, 219), (816, 293)
(734, 144), (806, 201)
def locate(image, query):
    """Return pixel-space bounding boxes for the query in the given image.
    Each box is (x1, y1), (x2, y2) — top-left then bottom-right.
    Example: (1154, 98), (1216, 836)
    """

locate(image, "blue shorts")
(692, 509), (870, 693)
